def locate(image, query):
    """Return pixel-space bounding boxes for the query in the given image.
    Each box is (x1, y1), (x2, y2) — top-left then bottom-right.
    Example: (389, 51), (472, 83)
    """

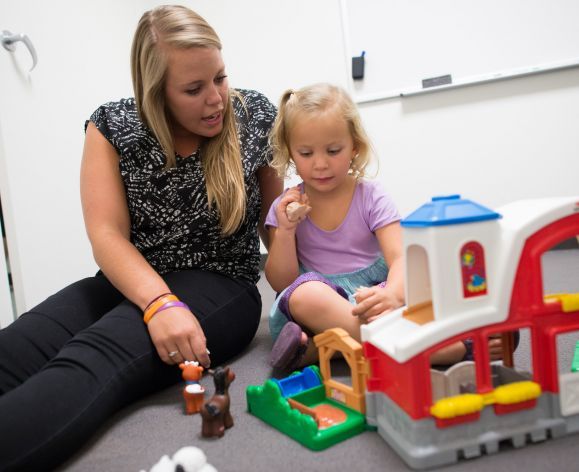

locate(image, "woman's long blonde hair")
(131, 5), (245, 236)
(270, 83), (372, 179)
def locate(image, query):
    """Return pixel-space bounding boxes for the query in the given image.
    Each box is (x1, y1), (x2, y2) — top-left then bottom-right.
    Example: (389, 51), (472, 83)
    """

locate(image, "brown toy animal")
(200, 366), (236, 438)
(179, 361), (205, 414)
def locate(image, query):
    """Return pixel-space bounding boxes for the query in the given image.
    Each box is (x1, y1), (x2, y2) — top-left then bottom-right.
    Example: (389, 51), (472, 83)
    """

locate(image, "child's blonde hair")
(270, 83), (372, 179)
(131, 5), (245, 236)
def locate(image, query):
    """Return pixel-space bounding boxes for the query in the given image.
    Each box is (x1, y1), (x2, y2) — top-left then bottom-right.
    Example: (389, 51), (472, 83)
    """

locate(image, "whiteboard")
(342, 0), (579, 102)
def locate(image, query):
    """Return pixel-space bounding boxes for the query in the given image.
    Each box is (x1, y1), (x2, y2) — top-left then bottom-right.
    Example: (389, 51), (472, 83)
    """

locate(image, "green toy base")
(247, 368), (368, 451)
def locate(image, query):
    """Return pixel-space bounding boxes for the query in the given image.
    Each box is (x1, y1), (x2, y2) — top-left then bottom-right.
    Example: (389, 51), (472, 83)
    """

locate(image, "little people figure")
(179, 361), (205, 414)
(200, 366), (235, 438)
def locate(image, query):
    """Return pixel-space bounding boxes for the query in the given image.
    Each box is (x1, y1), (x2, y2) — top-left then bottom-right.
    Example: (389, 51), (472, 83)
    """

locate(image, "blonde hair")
(131, 5), (245, 236)
(270, 83), (372, 179)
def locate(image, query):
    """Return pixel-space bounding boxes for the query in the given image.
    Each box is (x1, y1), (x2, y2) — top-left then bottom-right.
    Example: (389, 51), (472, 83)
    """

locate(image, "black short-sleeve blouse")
(87, 89), (276, 283)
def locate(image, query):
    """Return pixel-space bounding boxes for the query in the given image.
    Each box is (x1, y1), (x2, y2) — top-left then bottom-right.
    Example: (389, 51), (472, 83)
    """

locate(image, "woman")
(0, 5), (281, 470)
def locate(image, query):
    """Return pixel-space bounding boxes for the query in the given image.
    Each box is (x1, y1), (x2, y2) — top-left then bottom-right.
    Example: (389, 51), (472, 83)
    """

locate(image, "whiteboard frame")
(355, 57), (579, 104)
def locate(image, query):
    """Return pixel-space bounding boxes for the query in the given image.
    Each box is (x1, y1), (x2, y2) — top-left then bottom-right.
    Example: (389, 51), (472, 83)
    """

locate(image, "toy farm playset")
(247, 328), (370, 450)
(247, 194), (579, 469)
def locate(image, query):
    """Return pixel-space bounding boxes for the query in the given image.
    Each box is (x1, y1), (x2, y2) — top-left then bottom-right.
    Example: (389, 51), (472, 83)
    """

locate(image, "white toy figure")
(145, 446), (217, 472)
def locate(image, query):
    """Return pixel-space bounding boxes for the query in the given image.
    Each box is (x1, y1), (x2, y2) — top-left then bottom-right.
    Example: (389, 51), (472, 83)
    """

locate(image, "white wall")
(0, 0), (577, 313)
(361, 68), (579, 215)
(207, 0), (579, 217)
(343, 0), (579, 101)
(191, 1), (348, 103)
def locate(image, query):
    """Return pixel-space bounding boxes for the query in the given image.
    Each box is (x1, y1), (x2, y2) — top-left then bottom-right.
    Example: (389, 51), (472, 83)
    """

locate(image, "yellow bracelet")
(143, 294), (179, 324)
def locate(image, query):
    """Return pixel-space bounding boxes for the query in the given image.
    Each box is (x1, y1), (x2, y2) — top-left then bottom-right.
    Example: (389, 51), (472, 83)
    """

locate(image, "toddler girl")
(264, 83), (405, 372)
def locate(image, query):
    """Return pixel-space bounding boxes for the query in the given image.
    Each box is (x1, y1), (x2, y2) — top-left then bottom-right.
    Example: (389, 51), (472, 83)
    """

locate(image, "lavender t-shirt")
(265, 180), (401, 274)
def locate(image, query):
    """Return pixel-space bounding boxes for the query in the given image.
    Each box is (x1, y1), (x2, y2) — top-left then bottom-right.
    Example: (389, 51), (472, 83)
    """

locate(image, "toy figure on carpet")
(200, 366), (235, 438)
(180, 361), (205, 414)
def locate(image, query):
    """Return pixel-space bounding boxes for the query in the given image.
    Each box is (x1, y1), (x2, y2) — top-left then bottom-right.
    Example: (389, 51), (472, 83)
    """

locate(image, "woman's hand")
(352, 285), (404, 324)
(147, 306), (210, 367)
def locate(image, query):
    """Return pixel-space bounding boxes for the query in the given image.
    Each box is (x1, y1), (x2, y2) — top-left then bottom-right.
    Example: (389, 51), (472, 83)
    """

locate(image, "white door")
(0, 220), (13, 327)
(0, 1), (141, 316)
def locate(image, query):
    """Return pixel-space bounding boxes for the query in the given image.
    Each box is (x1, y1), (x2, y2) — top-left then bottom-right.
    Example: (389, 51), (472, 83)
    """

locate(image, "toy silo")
(401, 195), (501, 323)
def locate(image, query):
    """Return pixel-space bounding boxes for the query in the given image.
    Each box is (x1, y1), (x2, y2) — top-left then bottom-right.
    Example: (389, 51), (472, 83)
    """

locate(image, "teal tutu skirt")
(268, 257), (389, 340)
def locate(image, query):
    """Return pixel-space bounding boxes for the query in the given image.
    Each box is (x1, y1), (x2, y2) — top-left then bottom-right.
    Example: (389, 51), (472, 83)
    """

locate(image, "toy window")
(405, 244), (432, 308)
(460, 241), (487, 298)
(555, 329), (579, 417)
(556, 329), (579, 375)
(541, 242), (579, 313)
(491, 328), (533, 387)
(430, 352), (477, 403)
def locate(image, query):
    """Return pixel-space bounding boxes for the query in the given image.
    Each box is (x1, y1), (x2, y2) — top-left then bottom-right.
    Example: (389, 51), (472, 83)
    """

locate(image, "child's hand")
(286, 201), (311, 222)
(276, 187), (310, 229)
(352, 285), (404, 324)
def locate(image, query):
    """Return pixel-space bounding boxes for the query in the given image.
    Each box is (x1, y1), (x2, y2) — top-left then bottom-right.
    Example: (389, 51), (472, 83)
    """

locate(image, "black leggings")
(0, 270), (261, 471)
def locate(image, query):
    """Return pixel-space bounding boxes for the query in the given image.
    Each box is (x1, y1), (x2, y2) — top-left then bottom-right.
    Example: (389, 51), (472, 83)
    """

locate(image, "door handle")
(1, 30), (38, 71)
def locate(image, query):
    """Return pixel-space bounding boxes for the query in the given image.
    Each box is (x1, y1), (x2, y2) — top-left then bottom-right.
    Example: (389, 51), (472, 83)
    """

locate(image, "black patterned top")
(87, 89), (276, 283)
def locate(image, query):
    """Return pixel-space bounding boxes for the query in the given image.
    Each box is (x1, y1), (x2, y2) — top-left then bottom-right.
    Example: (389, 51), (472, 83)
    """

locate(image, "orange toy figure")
(200, 366), (236, 438)
(179, 361), (205, 415)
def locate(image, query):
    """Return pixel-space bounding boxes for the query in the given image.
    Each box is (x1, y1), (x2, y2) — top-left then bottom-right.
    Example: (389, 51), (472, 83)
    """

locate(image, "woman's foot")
(270, 322), (308, 372)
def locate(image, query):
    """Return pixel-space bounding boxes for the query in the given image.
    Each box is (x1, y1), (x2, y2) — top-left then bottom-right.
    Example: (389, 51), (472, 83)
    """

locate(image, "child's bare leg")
(273, 281), (360, 370)
(430, 341), (466, 365)
(298, 335), (346, 368)
(289, 281), (362, 341)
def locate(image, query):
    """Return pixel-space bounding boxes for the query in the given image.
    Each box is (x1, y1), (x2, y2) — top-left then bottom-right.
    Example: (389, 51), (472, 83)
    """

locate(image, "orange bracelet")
(143, 294), (179, 324)
(144, 292), (173, 313)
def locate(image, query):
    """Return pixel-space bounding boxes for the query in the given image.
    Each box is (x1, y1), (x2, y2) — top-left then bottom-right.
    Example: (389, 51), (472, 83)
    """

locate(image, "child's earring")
(349, 153), (359, 175)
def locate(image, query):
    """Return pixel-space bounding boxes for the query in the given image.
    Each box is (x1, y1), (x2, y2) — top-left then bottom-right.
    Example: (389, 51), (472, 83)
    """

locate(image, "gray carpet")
(59, 249), (579, 471)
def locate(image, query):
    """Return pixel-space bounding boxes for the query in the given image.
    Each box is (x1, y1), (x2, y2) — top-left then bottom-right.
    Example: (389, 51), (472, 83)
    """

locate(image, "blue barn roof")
(402, 194), (501, 227)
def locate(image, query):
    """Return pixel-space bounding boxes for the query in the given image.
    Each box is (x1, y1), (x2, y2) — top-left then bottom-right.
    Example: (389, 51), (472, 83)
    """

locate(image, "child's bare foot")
(298, 341), (319, 368)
